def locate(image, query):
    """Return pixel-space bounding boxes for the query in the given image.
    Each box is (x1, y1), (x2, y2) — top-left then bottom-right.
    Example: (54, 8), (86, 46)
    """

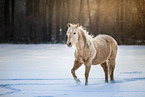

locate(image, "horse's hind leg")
(71, 60), (82, 84)
(101, 61), (108, 83)
(108, 59), (116, 81)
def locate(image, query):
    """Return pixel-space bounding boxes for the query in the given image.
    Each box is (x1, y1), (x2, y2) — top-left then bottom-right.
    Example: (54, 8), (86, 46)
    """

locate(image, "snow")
(0, 44), (145, 97)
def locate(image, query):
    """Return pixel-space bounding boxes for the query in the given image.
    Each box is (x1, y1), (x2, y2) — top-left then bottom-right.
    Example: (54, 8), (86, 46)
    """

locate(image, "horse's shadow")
(89, 77), (145, 85)
(112, 77), (145, 84)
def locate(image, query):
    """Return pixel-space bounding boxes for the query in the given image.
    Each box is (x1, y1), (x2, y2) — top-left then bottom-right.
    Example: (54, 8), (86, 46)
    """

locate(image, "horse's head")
(66, 23), (79, 47)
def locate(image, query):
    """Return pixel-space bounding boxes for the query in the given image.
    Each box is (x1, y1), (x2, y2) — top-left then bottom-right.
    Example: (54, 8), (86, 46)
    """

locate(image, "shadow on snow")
(0, 77), (145, 96)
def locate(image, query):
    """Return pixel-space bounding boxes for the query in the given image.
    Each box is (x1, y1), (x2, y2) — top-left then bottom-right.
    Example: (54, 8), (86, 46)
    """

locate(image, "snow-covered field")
(0, 44), (145, 97)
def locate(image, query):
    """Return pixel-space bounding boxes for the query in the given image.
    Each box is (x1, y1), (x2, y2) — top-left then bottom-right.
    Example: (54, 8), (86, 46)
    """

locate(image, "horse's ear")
(76, 23), (79, 28)
(67, 23), (72, 27)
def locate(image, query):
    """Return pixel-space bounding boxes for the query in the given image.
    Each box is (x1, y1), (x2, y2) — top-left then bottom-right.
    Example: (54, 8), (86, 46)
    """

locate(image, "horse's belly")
(92, 56), (108, 65)
(92, 42), (111, 65)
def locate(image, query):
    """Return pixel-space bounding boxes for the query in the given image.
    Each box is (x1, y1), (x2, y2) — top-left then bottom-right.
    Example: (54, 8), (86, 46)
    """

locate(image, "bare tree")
(0, 0), (145, 44)
(48, 0), (55, 42)
(79, 0), (84, 25)
(87, 0), (91, 31)
(134, 0), (145, 40)
(55, 0), (61, 43)
(93, 0), (101, 34)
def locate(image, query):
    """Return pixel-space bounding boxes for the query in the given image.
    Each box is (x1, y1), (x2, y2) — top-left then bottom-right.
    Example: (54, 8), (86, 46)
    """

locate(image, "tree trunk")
(120, 0), (124, 32)
(11, 0), (15, 40)
(48, 0), (55, 42)
(0, 0), (5, 42)
(134, 0), (145, 40)
(61, 0), (66, 43)
(87, 0), (91, 31)
(79, 0), (83, 24)
(4, 0), (10, 42)
(94, 0), (101, 34)
(56, 0), (61, 43)
(116, 0), (120, 28)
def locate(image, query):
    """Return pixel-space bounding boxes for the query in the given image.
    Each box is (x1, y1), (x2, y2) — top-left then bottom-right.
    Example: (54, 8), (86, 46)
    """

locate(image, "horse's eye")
(74, 32), (76, 35)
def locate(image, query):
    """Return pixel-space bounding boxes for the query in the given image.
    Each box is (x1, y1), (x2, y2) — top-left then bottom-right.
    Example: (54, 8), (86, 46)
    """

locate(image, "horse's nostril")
(69, 42), (71, 46)
(67, 42), (72, 47)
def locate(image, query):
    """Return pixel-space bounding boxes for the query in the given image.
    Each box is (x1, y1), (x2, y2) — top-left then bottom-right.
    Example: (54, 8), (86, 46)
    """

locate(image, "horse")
(66, 23), (118, 85)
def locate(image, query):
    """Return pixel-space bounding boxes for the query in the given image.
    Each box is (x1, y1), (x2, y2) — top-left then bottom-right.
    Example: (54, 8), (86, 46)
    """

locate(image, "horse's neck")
(75, 29), (90, 51)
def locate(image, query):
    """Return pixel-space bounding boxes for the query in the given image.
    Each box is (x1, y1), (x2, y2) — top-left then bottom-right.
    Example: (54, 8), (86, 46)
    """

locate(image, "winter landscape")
(0, 0), (145, 97)
(0, 44), (145, 97)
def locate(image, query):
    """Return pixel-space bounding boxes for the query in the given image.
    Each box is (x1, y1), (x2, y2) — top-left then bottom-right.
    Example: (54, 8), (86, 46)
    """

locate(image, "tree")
(134, 0), (145, 40)
(48, 0), (55, 42)
(79, 0), (84, 25)
(87, 0), (91, 31)
(0, 0), (145, 44)
(55, 0), (61, 43)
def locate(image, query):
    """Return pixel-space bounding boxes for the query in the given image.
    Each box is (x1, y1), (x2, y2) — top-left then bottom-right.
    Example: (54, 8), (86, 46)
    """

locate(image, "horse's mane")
(78, 26), (94, 47)
(78, 26), (94, 38)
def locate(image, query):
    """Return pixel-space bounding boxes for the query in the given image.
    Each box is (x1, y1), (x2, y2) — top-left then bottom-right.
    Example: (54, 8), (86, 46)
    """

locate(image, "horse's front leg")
(71, 60), (82, 84)
(84, 64), (91, 85)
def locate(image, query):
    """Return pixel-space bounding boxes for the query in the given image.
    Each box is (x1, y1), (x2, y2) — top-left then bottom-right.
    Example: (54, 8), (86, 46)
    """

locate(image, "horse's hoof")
(110, 79), (115, 83)
(110, 79), (115, 81)
(75, 78), (81, 84)
(76, 81), (81, 85)
(85, 83), (88, 85)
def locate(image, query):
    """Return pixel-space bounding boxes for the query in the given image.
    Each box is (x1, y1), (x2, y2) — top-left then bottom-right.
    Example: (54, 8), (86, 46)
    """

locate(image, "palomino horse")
(66, 23), (118, 85)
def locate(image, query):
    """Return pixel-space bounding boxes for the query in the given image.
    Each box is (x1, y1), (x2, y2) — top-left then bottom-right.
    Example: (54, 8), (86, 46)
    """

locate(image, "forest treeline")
(0, 0), (145, 44)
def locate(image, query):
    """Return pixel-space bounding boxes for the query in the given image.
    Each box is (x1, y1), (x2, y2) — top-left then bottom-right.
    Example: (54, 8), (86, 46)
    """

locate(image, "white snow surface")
(0, 44), (145, 97)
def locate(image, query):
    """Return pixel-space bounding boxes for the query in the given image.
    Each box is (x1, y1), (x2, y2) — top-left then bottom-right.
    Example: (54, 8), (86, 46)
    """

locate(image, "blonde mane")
(78, 26), (93, 48)
(78, 26), (94, 38)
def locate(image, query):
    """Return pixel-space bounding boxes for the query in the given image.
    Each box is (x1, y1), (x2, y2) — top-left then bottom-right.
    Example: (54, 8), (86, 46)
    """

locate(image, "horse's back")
(92, 34), (118, 65)
(95, 34), (117, 44)
(94, 34), (118, 49)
